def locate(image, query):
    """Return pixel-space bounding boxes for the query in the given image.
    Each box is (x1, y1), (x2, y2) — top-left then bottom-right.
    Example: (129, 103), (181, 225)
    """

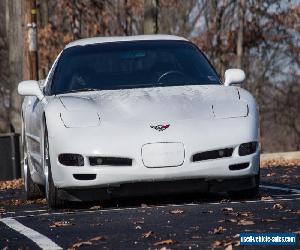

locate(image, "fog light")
(58, 154), (84, 166)
(238, 142), (258, 156)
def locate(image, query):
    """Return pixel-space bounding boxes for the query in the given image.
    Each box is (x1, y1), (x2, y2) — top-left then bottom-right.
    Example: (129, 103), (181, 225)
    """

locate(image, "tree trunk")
(5, 0), (24, 133)
(144, 0), (158, 34)
(236, 0), (245, 68)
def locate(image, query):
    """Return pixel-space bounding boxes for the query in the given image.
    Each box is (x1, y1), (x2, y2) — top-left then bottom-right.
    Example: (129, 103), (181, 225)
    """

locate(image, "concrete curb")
(261, 151), (300, 161)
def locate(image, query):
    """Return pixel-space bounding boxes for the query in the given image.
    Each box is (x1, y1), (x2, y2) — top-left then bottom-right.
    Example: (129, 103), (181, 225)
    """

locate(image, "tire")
(23, 130), (43, 199)
(228, 172), (260, 199)
(24, 161), (44, 199)
(44, 127), (67, 209)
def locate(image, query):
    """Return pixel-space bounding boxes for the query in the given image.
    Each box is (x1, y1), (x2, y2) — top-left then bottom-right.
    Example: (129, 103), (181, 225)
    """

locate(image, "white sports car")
(18, 35), (260, 209)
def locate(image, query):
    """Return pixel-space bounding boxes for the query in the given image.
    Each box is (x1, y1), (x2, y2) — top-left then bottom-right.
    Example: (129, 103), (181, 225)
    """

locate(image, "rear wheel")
(44, 128), (67, 209)
(228, 172), (260, 199)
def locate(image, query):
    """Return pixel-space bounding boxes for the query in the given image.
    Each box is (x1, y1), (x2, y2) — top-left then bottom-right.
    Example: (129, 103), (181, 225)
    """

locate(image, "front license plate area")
(141, 142), (185, 168)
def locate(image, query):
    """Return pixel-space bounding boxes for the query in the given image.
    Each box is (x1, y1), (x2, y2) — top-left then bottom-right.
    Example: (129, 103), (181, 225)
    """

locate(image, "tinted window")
(52, 40), (220, 94)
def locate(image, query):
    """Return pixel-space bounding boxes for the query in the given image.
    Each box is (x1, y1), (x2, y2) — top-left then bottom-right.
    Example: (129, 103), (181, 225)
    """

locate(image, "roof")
(65, 35), (188, 48)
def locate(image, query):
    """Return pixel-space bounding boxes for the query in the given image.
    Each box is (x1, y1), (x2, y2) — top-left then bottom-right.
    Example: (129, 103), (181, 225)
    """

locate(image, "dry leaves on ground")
(89, 205), (101, 210)
(222, 207), (233, 212)
(273, 203), (283, 209)
(0, 179), (23, 190)
(212, 239), (240, 249)
(213, 226), (226, 234)
(238, 219), (255, 226)
(153, 239), (174, 246)
(261, 196), (274, 201)
(261, 159), (300, 168)
(169, 209), (184, 214)
(220, 199), (230, 203)
(237, 212), (252, 217)
(0, 198), (46, 206)
(142, 231), (154, 238)
(50, 220), (74, 228)
(68, 236), (105, 249)
(133, 220), (144, 225)
(261, 218), (277, 222)
(219, 218), (237, 223)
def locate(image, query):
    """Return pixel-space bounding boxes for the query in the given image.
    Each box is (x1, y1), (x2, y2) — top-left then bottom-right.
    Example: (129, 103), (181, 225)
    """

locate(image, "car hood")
(58, 85), (248, 125)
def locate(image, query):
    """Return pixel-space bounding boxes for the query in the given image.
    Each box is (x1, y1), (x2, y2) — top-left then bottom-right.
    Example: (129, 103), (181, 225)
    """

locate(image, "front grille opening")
(192, 148), (233, 162)
(229, 162), (249, 170)
(89, 157), (132, 166)
(58, 154), (84, 166)
(239, 142), (258, 156)
(73, 174), (96, 180)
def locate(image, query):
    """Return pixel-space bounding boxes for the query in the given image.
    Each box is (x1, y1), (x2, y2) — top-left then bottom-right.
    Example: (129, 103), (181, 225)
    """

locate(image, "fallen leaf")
(212, 239), (240, 249)
(90, 236), (105, 241)
(222, 207), (233, 212)
(220, 199), (230, 203)
(225, 244), (233, 250)
(237, 212), (252, 217)
(90, 205), (101, 210)
(170, 209), (184, 214)
(273, 203), (283, 209)
(153, 239), (174, 246)
(71, 241), (93, 248)
(261, 196), (273, 201)
(267, 173), (276, 177)
(50, 220), (74, 228)
(238, 219), (255, 225)
(213, 226), (226, 234)
(261, 218), (277, 222)
(142, 231), (154, 238)
(133, 220), (144, 225)
(227, 219), (237, 223)
(68, 236), (105, 249)
(212, 240), (222, 248)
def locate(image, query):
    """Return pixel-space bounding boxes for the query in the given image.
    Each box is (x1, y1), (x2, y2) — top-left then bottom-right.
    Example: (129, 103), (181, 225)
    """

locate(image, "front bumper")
(58, 175), (258, 202)
(48, 116), (260, 189)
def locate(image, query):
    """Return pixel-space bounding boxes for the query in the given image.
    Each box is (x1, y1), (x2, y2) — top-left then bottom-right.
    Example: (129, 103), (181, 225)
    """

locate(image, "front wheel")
(44, 128), (67, 209)
(24, 160), (44, 199)
(228, 173), (260, 199)
(22, 130), (43, 199)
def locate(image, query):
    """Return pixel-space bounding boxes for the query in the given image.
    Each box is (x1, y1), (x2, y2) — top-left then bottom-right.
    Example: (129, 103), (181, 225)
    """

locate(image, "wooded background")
(0, 0), (299, 152)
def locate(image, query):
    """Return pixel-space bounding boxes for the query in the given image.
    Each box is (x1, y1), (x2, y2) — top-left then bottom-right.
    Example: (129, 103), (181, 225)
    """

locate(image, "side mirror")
(224, 69), (246, 86)
(18, 80), (44, 101)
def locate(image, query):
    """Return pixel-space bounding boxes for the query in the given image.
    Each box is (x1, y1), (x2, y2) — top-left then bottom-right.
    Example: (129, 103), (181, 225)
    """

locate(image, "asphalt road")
(0, 165), (299, 250)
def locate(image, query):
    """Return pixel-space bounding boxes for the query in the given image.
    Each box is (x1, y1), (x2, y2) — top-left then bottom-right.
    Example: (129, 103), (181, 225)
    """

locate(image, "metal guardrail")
(0, 133), (21, 181)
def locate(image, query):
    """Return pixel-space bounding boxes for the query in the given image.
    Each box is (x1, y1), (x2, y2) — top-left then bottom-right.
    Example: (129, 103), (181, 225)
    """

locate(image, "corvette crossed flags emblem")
(150, 124), (170, 131)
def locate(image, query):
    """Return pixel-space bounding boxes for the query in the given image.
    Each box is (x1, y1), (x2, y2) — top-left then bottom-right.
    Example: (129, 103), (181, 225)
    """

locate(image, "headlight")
(213, 101), (248, 118)
(60, 110), (100, 128)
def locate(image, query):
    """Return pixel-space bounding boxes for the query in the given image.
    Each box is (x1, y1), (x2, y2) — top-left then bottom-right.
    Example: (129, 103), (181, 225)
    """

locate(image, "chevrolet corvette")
(18, 35), (260, 209)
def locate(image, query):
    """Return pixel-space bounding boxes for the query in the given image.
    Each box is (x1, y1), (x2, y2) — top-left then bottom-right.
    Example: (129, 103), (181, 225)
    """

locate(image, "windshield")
(51, 40), (220, 94)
